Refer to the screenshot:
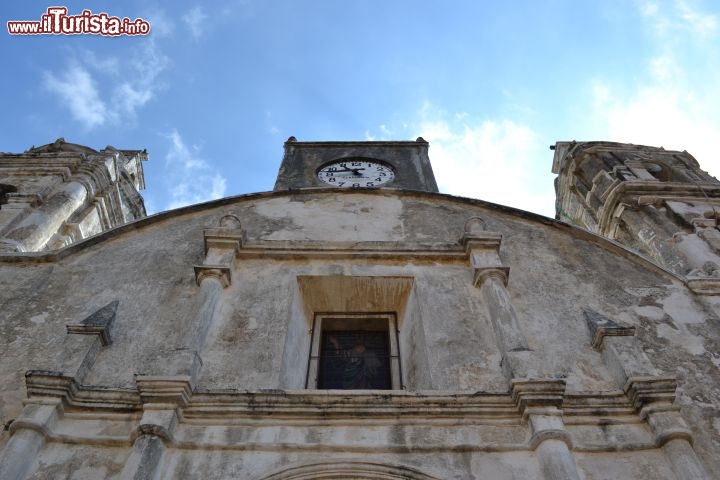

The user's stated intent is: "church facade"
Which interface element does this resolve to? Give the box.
[0,137,718,479]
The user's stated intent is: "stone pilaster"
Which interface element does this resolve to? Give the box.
[183,215,243,359]
[585,309,710,479]
[0,400,61,480]
[463,218,581,479]
[118,377,188,480]
[0,179,89,252]
[512,380,581,480]
[140,215,243,383]
[461,218,530,379]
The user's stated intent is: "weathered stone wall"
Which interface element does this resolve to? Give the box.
[1,189,718,479]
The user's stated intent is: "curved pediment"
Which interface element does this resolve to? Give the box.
[258,461,441,480]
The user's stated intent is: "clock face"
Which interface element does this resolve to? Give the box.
[317,160,395,188]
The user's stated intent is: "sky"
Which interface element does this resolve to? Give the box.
[2,1,719,218]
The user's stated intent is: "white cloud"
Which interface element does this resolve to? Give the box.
[367,104,557,217]
[111,39,169,120]
[163,130,228,210]
[141,8,175,38]
[44,39,169,129]
[182,6,208,40]
[589,2,720,180]
[639,0,718,37]
[43,64,108,129]
[421,117,555,217]
[592,77,720,178]
[677,0,718,36]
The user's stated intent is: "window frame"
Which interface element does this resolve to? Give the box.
[305,313,402,390]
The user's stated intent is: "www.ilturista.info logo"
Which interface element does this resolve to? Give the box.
[8,7,150,36]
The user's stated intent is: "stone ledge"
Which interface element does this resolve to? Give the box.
[510,379,567,414]
[202,227,245,253]
[135,375,194,408]
[584,309,635,350]
[685,276,720,295]
[623,376,677,410]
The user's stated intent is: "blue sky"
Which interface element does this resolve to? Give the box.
[2,1,719,217]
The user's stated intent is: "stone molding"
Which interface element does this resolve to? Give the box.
[6,399,62,438]
[510,379,567,414]
[598,184,720,238]
[25,371,85,406]
[685,276,720,295]
[20,376,637,421]
[22,370,144,410]
[473,267,510,288]
[258,461,442,480]
[202,227,246,253]
[135,407,179,444]
[15,376,681,455]
[640,403,694,446]
[584,308,636,350]
[193,264,231,287]
[623,376,678,410]
[460,222,510,287]
[135,375,194,408]
[65,300,118,346]
[236,239,471,261]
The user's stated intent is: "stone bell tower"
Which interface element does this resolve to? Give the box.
[0,138,147,252]
[274,136,438,192]
[552,140,720,292]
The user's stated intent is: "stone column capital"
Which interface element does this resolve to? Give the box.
[473,267,510,288]
[135,406,180,444]
[6,399,62,438]
[193,265,231,287]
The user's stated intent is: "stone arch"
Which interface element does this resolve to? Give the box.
[257,460,442,480]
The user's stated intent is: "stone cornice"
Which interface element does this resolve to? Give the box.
[0,189,688,286]
[597,181,720,237]
[233,240,470,261]
[135,375,193,408]
[685,277,720,295]
[22,372,642,421]
[202,227,246,253]
[17,383,668,455]
[623,376,677,410]
[510,379,567,414]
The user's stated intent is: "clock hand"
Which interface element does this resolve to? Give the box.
[337,166,366,174]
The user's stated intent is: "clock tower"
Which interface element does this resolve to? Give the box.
[273,136,439,192]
